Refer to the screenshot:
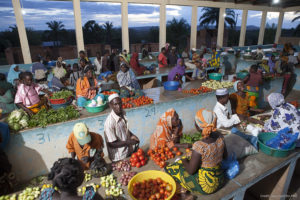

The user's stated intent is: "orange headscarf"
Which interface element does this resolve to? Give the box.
[150,108,182,149]
[195,108,217,138]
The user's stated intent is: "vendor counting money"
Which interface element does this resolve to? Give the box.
[66,123,105,169]
[104,93,140,162]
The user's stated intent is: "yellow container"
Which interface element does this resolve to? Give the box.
[128,170,176,200]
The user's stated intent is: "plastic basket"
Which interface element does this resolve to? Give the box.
[208,73,222,81]
[84,101,107,113]
[258,132,296,158]
[128,170,176,200]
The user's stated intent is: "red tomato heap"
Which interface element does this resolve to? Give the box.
[102,91,117,95]
[130,148,147,168]
[131,96,154,107]
[182,86,212,94]
[131,178,173,200]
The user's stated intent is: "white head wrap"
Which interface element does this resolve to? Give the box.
[216,88,229,96]
[108,93,120,102]
[233,81,241,92]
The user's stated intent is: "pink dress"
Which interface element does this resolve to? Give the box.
[15,84,41,107]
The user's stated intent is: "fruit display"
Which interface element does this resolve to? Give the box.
[102,91,117,95]
[100,174,123,197]
[130,148,147,168]
[119,171,137,186]
[6,109,29,131]
[131,96,154,107]
[180,133,202,144]
[147,145,181,168]
[112,160,131,172]
[182,86,212,94]
[77,183,100,195]
[202,80,234,90]
[131,178,173,200]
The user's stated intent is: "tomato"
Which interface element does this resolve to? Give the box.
[186,148,191,153]
[141,160,146,166]
[139,155,145,161]
[173,147,178,151]
[131,153,137,159]
[160,161,165,167]
[159,188,164,194]
[176,151,182,156]
[131,162,136,167]
[136,162,141,168]
[166,184,172,192]
[133,157,138,163]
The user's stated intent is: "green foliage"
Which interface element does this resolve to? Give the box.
[199,7,236,29]
[83,20,104,44]
[50,90,73,100]
[263,23,276,45]
[166,18,190,51]
[180,133,202,144]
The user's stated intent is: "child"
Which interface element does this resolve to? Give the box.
[69,63,82,88]
[192,60,206,80]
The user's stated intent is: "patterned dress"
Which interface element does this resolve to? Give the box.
[165,135,225,195]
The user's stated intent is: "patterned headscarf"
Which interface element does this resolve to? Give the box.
[195,108,217,138]
[267,93,285,109]
[233,80,241,92]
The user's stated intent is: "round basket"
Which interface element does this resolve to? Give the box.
[258,132,296,158]
[208,73,222,81]
[49,96,72,105]
[128,170,176,200]
[84,101,107,113]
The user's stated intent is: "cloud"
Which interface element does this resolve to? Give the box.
[283,12,300,21]
[0,7,13,12]
[128,3,160,7]
[249,13,262,18]
[166,5,182,10]
[22,8,74,16]
[266,12,279,20]
[166,10,181,16]
[95,2,121,6]
[129,11,159,23]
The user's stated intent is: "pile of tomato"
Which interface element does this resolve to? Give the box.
[131,178,173,200]
[182,86,212,94]
[130,148,147,168]
[102,91,117,95]
[147,146,182,168]
[131,96,154,107]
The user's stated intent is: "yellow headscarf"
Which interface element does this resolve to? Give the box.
[195,108,217,138]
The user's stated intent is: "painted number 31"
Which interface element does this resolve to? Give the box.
[37,133,50,144]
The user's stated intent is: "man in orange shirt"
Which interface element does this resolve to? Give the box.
[66,123,105,170]
[158,47,168,68]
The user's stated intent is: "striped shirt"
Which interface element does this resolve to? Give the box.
[104,110,131,162]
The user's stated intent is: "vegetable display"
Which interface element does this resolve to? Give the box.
[7,109,29,131]
[121,96,154,109]
[131,178,173,200]
[202,80,233,90]
[148,145,180,168]
[119,171,137,186]
[102,91,117,96]
[84,171,92,182]
[0,187,41,200]
[130,148,147,168]
[112,160,131,172]
[28,106,80,128]
[182,86,212,94]
[50,90,73,100]
[77,183,100,195]
[180,133,202,144]
[100,174,123,197]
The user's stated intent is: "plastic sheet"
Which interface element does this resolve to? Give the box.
[221,153,240,180]
[266,127,299,150]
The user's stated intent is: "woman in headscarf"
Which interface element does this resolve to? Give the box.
[229,81,264,125]
[0,73,16,114]
[130,52,146,75]
[76,66,102,108]
[265,93,300,137]
[53,58,67,79]
[117,62,144,98]
[168,58,193,84]
[165,108,227,195]
[7,64,20,86]
[150,108,191,150]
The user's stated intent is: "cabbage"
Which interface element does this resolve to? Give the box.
[12,123,21,131]
[8,109,24,122]
[19,119,28,128]
[21,115,29,122]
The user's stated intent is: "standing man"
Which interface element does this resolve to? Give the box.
[94,52,102,75]
[158,47,168,68]
[104,94,139,162]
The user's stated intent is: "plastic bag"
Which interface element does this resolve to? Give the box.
[266,127,299,150]
[221,153,240,180]
[98,71,113,80]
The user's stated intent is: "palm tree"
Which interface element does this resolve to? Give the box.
[103,21,113,45]
[45,21,65,46]
[291,11,300,35]
[83,20,104,44]
[166,18,190,50]
[199,8,236,29]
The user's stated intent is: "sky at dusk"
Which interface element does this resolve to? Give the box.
[0,0,299,31]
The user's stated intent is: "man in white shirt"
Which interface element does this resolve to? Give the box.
[104,94,139,162]
[213,88,240,128]
[94,52,102,75]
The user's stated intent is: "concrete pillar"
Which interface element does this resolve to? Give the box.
[190,5,198,50]
[239,10,248,47]
[73,0,84,54]
[275,11,284,44]
[121,0,129,51]
[12,0,32,64]
[258,10,267,45]
[217,7,225,48]
[159,3,166,50]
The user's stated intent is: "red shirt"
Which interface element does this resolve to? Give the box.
[158,53,167,68]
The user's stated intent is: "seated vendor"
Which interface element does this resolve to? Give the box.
[117,62,144,98]
[264,93,300,141]
[51,76,70,92]
[70,63,83,88]
[53,58,67,79]
[165,108,227,195]
[7,64,20,86]
[0,73,17,114]
[213,88,240,128]
[191,48,200,63]
[76,66,101,108]
[168,58,193,85]
[14,72,51,116]
[130,52,146,75]
[158,47,168,68]
[66,123,105,170]
[150,108,191,150]
[192,59,206,80]
[243,64,263,108]
[104,94,140,162]
[259,59,269,73]
[229,81,264,125]
[268,55,276,74]
[40,158,103,200]
[209,47,221,71]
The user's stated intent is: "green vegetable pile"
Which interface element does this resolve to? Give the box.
[180,132,202,144]
[7,109,29,132]
[50,90,73,100]
[28,106,80,128]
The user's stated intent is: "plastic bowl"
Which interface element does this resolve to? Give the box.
[163,81,180,91]
[49,96,72,105]
[258,132,296,158]
[84,101,107,113]
[128,170,176,200]
[236,72,249,80]
[208,73,222,81]
[50,99,72,110]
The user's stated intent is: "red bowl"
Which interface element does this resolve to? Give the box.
[49,96,72,105]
